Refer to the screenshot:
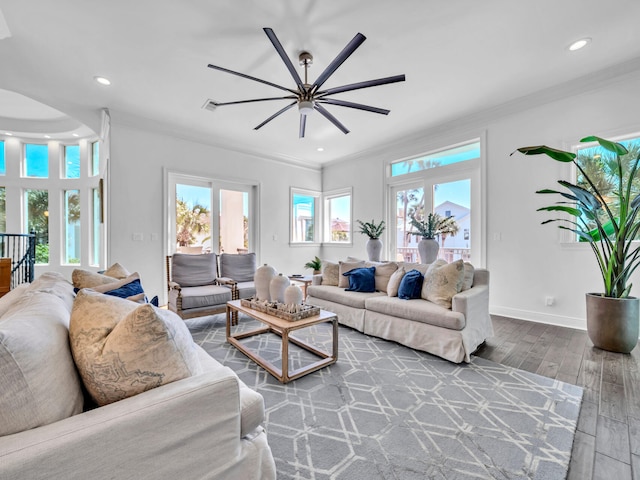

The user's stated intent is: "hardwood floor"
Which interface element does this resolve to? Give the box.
[474,315,640,480]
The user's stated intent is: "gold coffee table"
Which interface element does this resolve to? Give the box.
[225,300,338,383]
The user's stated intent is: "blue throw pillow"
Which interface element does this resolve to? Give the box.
[103,279,144,299]
[398,269,424,300]
[343,266,376,293]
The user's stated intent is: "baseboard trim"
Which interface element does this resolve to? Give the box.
[489,306,586,331]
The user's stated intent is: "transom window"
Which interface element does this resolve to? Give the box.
[391,141,481,177]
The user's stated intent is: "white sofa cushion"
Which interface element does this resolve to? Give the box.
[307,284,384,309]
[70,290,203,406]
[338,260,365,288]
[0,289,84,436]
[0,283,30,317]
[364,295,466,330]
[321,260,339,286]
[365,261,398,293]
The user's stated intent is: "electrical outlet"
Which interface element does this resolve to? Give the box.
[132,233,143,241]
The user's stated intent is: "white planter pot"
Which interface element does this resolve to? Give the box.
[284,284,303,305]
[270,273,290,303]
[254,263,276,301]
[418,238,439,264]
[366,238,383,262]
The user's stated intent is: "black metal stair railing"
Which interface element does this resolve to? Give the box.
[0,233,36,288]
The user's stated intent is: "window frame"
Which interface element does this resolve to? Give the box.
[322,187,353,245]
[290,187,320,245]
[385,134,487,267]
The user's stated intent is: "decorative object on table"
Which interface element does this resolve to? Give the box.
[304,256,322,275]
[514,135,640,353]
[407,213,459,264]
[357,219,386,261]
[269,273,290,303]
[254,263,277,301]
[206,28,405,138]
[284,284,303,305]
[240,298,320,321]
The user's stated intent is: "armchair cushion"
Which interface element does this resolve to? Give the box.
[219,253,256,283]
[70,290,203,406]
[178,285,233,310]
[171,253,218,287]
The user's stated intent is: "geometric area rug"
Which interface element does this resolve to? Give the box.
[188,314,583,480]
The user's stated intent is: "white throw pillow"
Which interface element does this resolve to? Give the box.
[366,261,398,292]
[70,290,203,406]
[386,267,406,297]
[321,260,339,286]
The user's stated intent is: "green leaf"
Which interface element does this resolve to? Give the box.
[537,205,582,216]
[557,181,601,210]
[580,136,628,155]
[515,145,576,162]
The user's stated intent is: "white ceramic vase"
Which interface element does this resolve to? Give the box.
[284,284,303,305]
[418,238,439,264]
[269,273,290,303]
[366,238,383,262]
[254,263,276,301]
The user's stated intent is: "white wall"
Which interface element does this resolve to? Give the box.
[321,69,640,331]
[108,123,322,302]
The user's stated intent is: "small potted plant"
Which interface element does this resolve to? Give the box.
[356,219,386,261]
[304,256,322,275]
[407,213,458,263]
[514,135,640,353]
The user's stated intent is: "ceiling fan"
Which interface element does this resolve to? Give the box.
[207,28,406,138]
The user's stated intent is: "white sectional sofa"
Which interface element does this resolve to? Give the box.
[0,272,276,480]
[307,259,493,363]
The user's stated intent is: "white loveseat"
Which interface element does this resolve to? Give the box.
[307,259,493,363]
[0,272,276,480]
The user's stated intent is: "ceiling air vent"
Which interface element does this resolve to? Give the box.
[202,99,219,112]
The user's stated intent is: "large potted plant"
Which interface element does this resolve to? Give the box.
[408,213,459,264]
[356,219,385,261]
[515,136,640,353]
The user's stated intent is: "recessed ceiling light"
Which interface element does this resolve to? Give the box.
[5,132,12,136]
[317,147,324,152]
[94,76,111,86]
[44,135,51,139]
[568,38,591,51]
[72,133,79,137]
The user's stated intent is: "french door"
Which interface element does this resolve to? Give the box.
[167,172,256,256]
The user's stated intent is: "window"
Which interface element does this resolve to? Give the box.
[91,141,100,176]
[64,145,80,179]
[324,189,352,243]
[0,140,5,175]
[391,141,481,177]
[573,133,640,241]
[24,144,48,178]
[387,138,484,265]
[64,190,80,264]
[25,189,49,264]
[2,138,103,268]
[291,188,319,244]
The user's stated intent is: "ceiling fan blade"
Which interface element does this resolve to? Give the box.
[314,103,349,135]
[254,101,297,130]
[316,98,390,115]
[316,74,406,97]
[311,33,366,93]
[299,114,306,138]
[263,28,306,92]
[212,96,296,107]
[207,63,298,95]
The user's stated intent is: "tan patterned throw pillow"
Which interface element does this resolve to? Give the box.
[321,261,339,286]
[338,260,365,288]
[103,262,131,279]
[70,290,202,406]
[461,262,475,291]
[72,269,118,290]
[421,259,465,308]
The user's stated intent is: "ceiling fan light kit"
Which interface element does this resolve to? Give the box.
[207,27,405,138]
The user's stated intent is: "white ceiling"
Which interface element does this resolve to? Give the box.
[1,0,640,166]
